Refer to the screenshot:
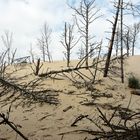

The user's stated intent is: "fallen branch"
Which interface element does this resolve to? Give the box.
[39,60,104,78]
[0,113,28,140]
[97,107,119,139]
[0,77,59,105]
[71,114,88,127]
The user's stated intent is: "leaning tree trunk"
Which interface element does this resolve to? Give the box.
[116,27,119,57]
[120,0,124,83]
[85,8,89,68]
[104,0,121,77]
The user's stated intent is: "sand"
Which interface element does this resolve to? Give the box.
[0,55,140,140]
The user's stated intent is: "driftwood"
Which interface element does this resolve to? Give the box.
[0,113,28,140]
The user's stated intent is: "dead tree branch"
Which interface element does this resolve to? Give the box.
[39,59,104,78]
[0,77,59,105]
[0,113,28,140]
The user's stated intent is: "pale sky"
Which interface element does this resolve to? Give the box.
[0,0,139,60]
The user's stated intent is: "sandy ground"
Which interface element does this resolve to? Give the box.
[0,55,140,140]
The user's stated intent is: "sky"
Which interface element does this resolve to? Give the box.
[0,0,139,61]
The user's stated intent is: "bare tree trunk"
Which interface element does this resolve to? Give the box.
[31,58,43,76]
[132,37,136,56]
[70,0,101,68]
[120,0,124,83]
[61,22,78,67]
[92,41,102,84]
[46,42,51,63]
[85,7,89,67]
[35,58,41,76]
[126,30,130,57]
[11,49,17,64]
[38,23,52,62]
[1,31,14,65]
[77,46,85,59]
[104,0,121,77]
[116,27,119,57]
[131,22,140,56]
[67,48,70,67]
[29,44,35,63]
[42,44,46,62]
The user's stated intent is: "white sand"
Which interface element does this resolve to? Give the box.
[0,56,140,140]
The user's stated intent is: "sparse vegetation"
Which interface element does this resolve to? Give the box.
[0,0,140,139]
[128,75,140,89]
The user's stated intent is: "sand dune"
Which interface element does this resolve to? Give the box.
[0,56,140,140]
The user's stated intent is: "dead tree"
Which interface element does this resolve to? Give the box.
[115,26,130,58]
[31,58,43,75]
[70,0,101,67]
[29,43,35,63]
[120,0,124,83]
[104,0,140,77]
[1,31,16,65]
[126,30,130,57]
[107,0,140,62]
[0,76,59,105]
[114,26,120,57]
[0,112,28,140]
[91,41,102,84]
[77,45,85,59]
[104,0,121,77]
[37,23,52,62]
[0,50,8,78]
[123,28,130,57]
[122,22,140,56]
[122,2,140,56]
[39,60,103,78]
[131,22,140,56]
[61,22,79,67]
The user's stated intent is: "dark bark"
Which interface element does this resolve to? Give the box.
[85,6,89,67]
[120,0,124,83]
[132,33,136,56]
[104,0,121,77]
[126,30,130,57]
[0,113,28,140]
[34,58,42,76]
[39,59,104,78]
